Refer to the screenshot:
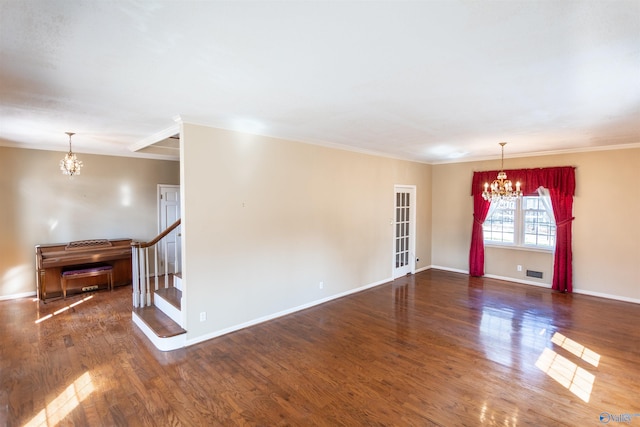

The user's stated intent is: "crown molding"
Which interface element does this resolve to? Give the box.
[431,142,640,165]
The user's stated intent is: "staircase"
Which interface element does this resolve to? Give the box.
[131,220,186,351]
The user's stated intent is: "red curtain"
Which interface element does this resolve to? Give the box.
[469,192,491,276]
[548,189,574,292]
[469,166,576,291]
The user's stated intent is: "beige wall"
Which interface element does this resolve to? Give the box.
[432,147,640,301]
[180,124,432,342]
[4,134,636,340]
[0,146,180,298]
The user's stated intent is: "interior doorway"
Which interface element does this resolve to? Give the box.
[158,184,181,274]
[393,185,416,278]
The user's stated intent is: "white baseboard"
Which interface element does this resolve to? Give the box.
[185,276,393,347]
[480,273,640,304]
[573,289,640,305]
[423,266,551,288]
[484,274,552,288]
[429,265,469,274]
[0,291,37,301]
[431,267,639,305]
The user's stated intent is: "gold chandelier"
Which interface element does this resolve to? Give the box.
[60,132,83,176]
[482,142,522,201]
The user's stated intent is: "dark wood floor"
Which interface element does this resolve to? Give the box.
[1,270,638,426]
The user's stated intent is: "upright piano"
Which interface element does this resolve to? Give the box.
[35,238,132,301]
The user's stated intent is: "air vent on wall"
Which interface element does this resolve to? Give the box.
[526,270,543,279]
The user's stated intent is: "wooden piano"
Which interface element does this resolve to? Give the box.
[35,238,132,302]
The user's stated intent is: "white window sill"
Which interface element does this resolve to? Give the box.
[484,243,554,254]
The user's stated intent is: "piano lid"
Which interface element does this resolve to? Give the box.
[65,239,112,251]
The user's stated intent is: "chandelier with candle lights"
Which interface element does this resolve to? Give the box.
[482,142,522,201]
[60,132,83,176]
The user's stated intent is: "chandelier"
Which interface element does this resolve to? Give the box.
[60,132,83,176]
[482,142,522,201]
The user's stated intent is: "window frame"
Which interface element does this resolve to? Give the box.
[483,196,556,253]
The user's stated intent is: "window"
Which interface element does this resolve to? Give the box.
[483,196,556,250]
[523,197,556,247]
[483,199,516,244]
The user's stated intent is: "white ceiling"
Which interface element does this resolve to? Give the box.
[1,0,639,163]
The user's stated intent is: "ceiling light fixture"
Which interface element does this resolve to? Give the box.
[482,142,521,201]
[60,132,83,176]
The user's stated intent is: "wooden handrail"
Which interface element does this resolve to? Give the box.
[132,219,181,249]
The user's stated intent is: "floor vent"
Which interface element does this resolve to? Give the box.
[526,270,543,279]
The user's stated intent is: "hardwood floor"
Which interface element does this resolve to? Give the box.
[1,269,638,426]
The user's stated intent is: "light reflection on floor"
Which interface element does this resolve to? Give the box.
[476,303,601,415]
[535,346,595,402]
[478,303,600,403]
[551,332,600,367]
[23,372,94,427]
[479,307,552,368]
[479,401,519,427]
[534,332,601,403]
[34,296,94,324]
[479,307,514,367]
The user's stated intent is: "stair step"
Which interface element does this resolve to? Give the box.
[173,272,183,291]
[155,287,181,310]
[133,306,186,338]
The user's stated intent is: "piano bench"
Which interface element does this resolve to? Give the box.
[61,265,113,299]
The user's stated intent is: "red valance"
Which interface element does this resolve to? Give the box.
[471,166,576,197]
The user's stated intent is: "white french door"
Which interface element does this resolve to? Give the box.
[393,185,416,278]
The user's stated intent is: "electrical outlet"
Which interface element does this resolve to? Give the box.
[517,265,523,272]
[199,312,206,322]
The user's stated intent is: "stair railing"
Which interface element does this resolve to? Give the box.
[131,219,181,308]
